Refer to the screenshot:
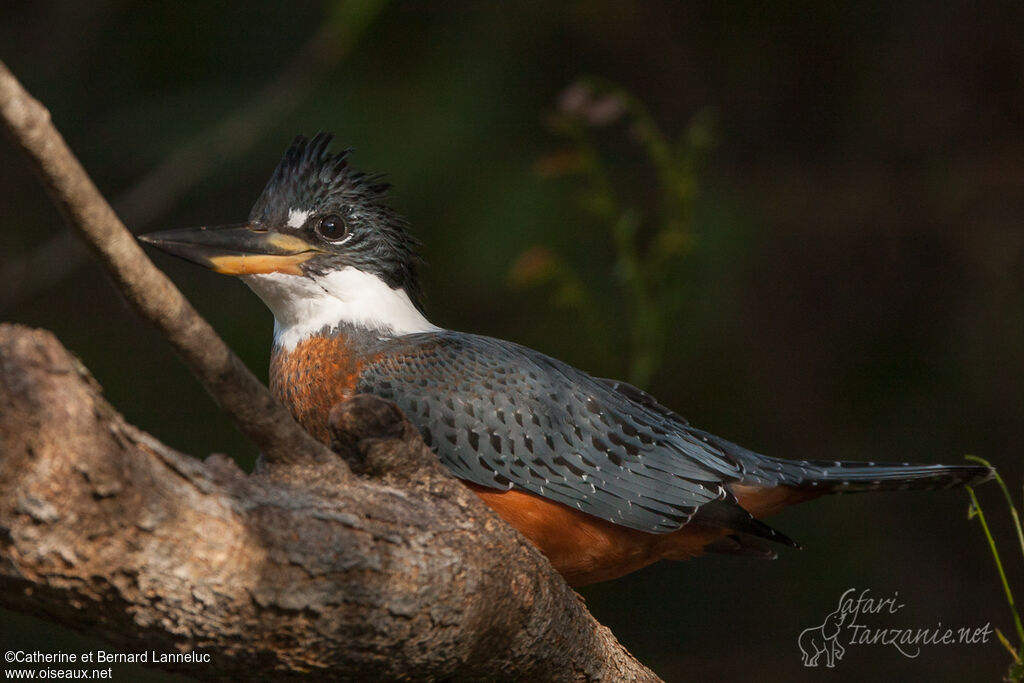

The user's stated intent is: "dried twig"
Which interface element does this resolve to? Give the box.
[0,14,373,311]
[0,59,334,468]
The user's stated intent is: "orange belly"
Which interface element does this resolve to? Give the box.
[466,482,819,586]
[466,483,728,585]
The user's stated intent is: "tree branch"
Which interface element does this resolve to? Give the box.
[0,324,658,682]
[0,59,332,468]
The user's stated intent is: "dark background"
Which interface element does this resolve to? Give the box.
[2,1,1022,681]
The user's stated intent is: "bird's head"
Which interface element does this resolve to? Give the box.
[141,134,437,349]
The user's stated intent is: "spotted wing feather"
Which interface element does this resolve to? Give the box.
[358,332,748,533]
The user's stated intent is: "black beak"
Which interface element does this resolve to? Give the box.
[139,224,322,276]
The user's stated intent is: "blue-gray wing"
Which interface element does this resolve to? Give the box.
[357,331,747,533]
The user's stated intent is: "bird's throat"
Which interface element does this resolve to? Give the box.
[242,267,439,351]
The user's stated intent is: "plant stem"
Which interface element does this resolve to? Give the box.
[967,481,1024,646]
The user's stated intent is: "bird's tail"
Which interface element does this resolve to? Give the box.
[686,426,994,493]
[752,457,993,493]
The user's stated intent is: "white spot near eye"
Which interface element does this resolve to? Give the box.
[287,208,311,229]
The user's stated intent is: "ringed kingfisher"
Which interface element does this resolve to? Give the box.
[141,134,992,586]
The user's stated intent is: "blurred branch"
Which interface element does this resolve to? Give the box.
[0,325,659,682]
[0,58,334,467]
[0,0,387,311]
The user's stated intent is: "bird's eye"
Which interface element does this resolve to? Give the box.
[315,214,349,242]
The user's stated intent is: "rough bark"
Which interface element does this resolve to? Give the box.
[0,324,659,682]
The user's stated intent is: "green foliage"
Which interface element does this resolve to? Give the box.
[966,456,1024,682]
[512,78,714,388]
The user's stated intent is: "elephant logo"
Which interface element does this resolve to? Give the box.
[798,607,847,667]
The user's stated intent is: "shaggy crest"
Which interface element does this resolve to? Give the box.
[248,133,390,226]
[248,133,424,308]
